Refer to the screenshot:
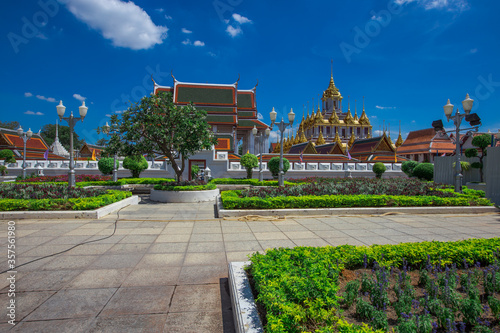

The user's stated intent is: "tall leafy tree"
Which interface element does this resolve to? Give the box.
[99,91,218,181]
[0,121,20,130]
[41,124,84,151]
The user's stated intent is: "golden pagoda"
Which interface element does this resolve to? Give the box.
[316,131,326,145]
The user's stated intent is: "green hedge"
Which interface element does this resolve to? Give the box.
[248,238,500,333]
[0,190,132,211]
[153,183,216,191]
[209,178,298,186]
[221,190,492,209]
[76,178,175,187]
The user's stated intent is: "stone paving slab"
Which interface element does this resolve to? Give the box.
[1,199,500,332]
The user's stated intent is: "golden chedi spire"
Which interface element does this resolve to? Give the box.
[316,131,326,145]
[322,66,342,101]
[354,100,359,122]
[395,122,404,148]
[315,105,324,124]
[299,130,307,143]
[348,132,356,149]
[294,130,300,145]
[273,140,280,153]
[344,101,354,124]
[334,128,342,146]
[359,96,370,125]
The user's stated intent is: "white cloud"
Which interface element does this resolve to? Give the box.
[24,92,33,97]
[105,114,112,117]
[181,28,192,34]
[24,110,44,115]
[115,110,125,114]
[73,93,86,102]
[370,115,377,119]
[269,130,280,143]
[375,105,396,110]
[373,130,384,136]
[394,0,469,11]
[164,15,172,20]
[226,25,242,37]
[232,13,252,24]
[470,48,478,54]
[208,51,217,58]
[60,0,168,50]
[155,8,164,13]
[182,39,191,45]
[411,120,416,123]
[257,112,263,120]
[36,95,57,103]
[193,40,205,47]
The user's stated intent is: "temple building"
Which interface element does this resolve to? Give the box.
[153,74,269,156]
[274,70,373,153]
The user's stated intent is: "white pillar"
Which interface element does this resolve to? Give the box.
[249,130,255,154]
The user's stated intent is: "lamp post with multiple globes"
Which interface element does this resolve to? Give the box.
[269,107,295,186]
[252,125,270,182]
[17,126,33,179]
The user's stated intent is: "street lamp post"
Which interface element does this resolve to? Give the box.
[17,126,33,178]
[252,125,271,182]
[433,94,481,193]
[103,122,119,182]
[57,100,88,187]
[269,107,295,186]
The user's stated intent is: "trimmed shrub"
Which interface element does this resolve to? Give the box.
[0,165,7,176]
[123,155,148,178]
[268,156,290,179]
[401,160,418,177]
[0,149,16,164]
[98,157,118,175]
[240,153,259,179]
[372,162,386,179]
[413,162,434,181]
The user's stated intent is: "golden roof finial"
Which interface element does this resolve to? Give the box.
[354,99,359,121]
[348,132,356,149]
[359,96,370,125]
[316,131,325,145]
[334,127,342,146]
[300,130,307,143]
[395,120,404,147]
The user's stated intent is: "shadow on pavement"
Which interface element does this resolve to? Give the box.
[220,278,236,333]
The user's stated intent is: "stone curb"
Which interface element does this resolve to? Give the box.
[228,261,264,333]
[0,195,140,220]
[218,198,499,217]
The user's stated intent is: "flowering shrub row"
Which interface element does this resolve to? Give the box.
[242,178,460,198]
[0,183,107,200]
[76,178,175,187]
[17,174,112,183]
[0,190,131,211]
[209,178,299,186]
[248,238,500,333]
[221,190,491,209]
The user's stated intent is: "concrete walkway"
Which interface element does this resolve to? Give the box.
[1,199,500,332]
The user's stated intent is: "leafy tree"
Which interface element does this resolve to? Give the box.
[95,138,108,147]
[0,165,7,176]
[401,160,418,178]
[465,134,491,183]
[98,92,218,181]
[268,156,290,179]
[0,121,20,130]
[123,155,148,178]
[0,149,16,164]
[98,157,118,175]
[372,162,386,179]
[413,163,434,181]
[240,153,259,179]
[41,124,84,151]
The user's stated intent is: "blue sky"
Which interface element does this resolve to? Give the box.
[1,0,499,145]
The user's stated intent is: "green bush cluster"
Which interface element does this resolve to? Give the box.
[123,155,148,178]
[248,237,500,333]
[240,153,259,179]
[0,190,131,211]
[0,149,16,164]
[98,157,119,175]
[402,160,434,180]
[372,162,386,178]
[221,190,491,210]
[268,156,290,179]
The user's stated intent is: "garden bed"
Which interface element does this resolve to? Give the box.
[246,238,500,333]
[0,183,132,211]
[221,178,492,210]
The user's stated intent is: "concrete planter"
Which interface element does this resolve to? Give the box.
[150,188,220,203]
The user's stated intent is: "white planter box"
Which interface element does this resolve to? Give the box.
[150,189,220,203]
[319,163,330,170]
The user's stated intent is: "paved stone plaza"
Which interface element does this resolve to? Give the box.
[1,199,499,332]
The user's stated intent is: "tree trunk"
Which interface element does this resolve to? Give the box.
[246,168,252,179]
